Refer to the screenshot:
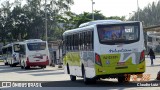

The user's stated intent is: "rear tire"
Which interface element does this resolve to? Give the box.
[118,74,130,83]
[82,66,91,84]
[43,66,46,68]
[20,60,24,69]
[70,75,76,81]
[12,64,16,67]
[67,64,70,74]
[25,66,30,69]
[21,66,24,69]
[23,61,30,70]
[10,64,13,67]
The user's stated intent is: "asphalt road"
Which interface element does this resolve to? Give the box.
[0,57,160,90]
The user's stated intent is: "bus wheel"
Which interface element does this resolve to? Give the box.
[12,64,15,67]
[40,66,46,69]
[70,75,76,81]
[20,61,24,69]
[21,66,24,69]
[82,66,90,84]
[25,66,30,69]
[23,61,30,70]
[67,64,70,74]
[5,62,8,65]
[10,64,13,67]
[118,74,130,83]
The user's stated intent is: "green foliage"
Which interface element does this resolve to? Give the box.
[0,0,125,45]
[129,1,160,27]
[0,0,74,45]
[60,10,126,29]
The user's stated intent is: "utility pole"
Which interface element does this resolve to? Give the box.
[137,0,139,21]
[45,0,48,41]
[91,0,95,20]
[132,11,136,21]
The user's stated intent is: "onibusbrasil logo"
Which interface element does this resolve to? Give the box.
[1,82,42,87]
[109,48,132,53]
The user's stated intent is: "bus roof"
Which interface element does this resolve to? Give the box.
[23,39,44,43]
[63,20,140,36]
[79,20,122,28]
[1,43,13,49]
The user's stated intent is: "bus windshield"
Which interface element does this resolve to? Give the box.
[27,42,46,51]
[97,23,140,45]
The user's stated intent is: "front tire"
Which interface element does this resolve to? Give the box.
[5,62,8,65]
[70,75,76,81]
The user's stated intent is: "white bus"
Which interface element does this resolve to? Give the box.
[2,43,20,66]
[15,39,50,69]
[63,20,145,84]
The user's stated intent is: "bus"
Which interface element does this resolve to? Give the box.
[62,20,145,84]
[2,43,20,66]
[15,39,50,69]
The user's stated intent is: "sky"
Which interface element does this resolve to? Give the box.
[0,0,159,19]
[71,0,159,19]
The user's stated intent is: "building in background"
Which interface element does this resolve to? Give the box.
[48,40,62,66]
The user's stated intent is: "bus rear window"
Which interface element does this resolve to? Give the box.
[27,42,46,51]
[97,23,140,45]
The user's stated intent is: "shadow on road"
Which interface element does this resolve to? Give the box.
[42,79,160,87]
[147,64,160,67]
[30,72,64,76]
[0,64,60,74]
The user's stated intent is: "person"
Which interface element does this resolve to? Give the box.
[148,49,155,66]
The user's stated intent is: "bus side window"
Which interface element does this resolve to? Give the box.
[84,32,87,50]
[86,31,90,51]
[83,32,86,50]
[78,33,81,50]
[67,36,70,51]
[91,31,94,50]
[20,45,25,55]
[75,34,79,50]
[72,34,74,51]
[69,35,71,51]
[80,33,83,50]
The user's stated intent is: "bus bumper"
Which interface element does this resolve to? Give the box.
[26,60,49,66]
[95,61,145,76]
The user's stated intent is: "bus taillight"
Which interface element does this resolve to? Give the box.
[140,50,145,63]
[95,53,102,66]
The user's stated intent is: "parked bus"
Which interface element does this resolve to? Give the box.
[2,43,20,66]
[62,20,145,84]
[15,39,50,69]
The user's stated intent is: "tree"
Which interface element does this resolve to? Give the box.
[129,1,160,27]
[65,10,126,28]
[0,0,74,43]
[0,1,13,45]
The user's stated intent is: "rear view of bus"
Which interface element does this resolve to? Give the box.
[20,39,49,69]
[95,21,145,82]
